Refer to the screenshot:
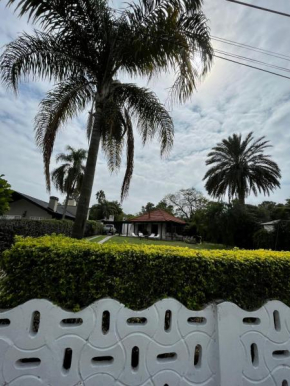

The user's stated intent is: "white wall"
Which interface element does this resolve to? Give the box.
[0,298,289,385]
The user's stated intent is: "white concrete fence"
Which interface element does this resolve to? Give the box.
[0,298,289,385]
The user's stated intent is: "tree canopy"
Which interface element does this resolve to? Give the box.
[203,132,281,204]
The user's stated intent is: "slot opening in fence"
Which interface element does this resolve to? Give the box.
[250,343,259,367]
[157,352,177,362]
[60,318,83,327]
[102,311,110,334]
[282,381,288,386]
[127,317,147,325]
[272,350,290,358]
[30,311,40,336]
[63,348,72,371]
[194,344,202,368]
[187,316,206,325]
[16,358,41,368]
[243,317,261,325]
[131,346,139,369]
[92,356,114,365]
[0,319,10,327]
[164,310,172,332]
[273,310,281,331]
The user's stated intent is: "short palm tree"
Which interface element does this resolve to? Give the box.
[203,132,281,204]
[1,0,213,238]
[52,146,87,219]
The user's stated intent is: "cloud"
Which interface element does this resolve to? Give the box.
[1,0,290,214]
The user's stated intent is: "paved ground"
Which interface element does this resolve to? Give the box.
[98,235,113,244]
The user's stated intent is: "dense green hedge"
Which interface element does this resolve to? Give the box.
[1,235,290,310]
[0,219,103,253]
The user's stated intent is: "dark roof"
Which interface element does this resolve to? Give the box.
[129,209,186,224]
[12,191,75,219]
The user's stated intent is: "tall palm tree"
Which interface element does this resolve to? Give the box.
[203,132,281,205]
[52,146,87,219]
[0,0,213,238]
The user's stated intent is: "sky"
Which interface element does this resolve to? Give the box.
[1,0,290,214]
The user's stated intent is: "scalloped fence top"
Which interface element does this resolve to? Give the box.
[0,298,289,385]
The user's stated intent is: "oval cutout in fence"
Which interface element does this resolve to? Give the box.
[273,310,281,331]
[61,318,83,327]
[17,358,41,368]
[0,319,10,327]
[102,311,110,334]
[131,346,139,369]
[272,350,290,358]
[127,317,147,325]
[250,343,259,367]
[157,352,177,361]
[30,311,40,335]
[188,317,206,325]
[63,348,73,371]
[164,310,172,332]
[92,356,114,365]
[243,317,260,325]
[194,344,202,367]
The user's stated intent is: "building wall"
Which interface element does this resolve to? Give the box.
[6,199,52,219]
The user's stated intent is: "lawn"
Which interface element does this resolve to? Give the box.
[103,236,227,249]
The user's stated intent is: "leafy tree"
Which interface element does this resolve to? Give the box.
[0,0,212,238]
[164,188,208,221]
[96,190,106,204]
[90,191,123,221]
[156,199,174,215]
[203,132,281,205]
[140,202,155,215]
[51,146,87,219]
[0,175,13,216]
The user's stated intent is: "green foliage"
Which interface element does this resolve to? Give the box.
[85,220,104,237]
[2,235,290,311]
[253,229,275,249]
[0,175,13,216]
[204,132,281,204]
[0,219,102,253]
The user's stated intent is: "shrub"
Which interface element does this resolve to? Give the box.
[2,235,290,311]
[0,219,103,253]
[253,229,275,249]
[85,220,104,237]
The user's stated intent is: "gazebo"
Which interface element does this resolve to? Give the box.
[122,209,186,240]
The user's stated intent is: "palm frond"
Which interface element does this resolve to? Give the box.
[112,82,174,155]
[35,77,93,190]
[121,109,134,201]
[0,31,82,92]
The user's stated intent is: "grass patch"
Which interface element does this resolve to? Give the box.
[104,236,227,249]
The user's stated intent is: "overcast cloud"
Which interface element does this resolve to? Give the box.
[1,0,290,213]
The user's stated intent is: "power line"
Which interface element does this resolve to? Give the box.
[211,36,290,61]
[226,0,290,18]
[214,49,290,74]
[214,55,290,80]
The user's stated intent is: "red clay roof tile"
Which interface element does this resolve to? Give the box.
[129,209,186,224]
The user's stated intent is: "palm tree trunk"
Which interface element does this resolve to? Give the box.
[62,192,70,220]
[72,104,102,238]
[238,191,245,205]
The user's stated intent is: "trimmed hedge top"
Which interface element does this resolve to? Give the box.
[1,235,290,311]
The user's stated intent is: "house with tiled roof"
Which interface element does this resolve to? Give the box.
[121,209,186,240]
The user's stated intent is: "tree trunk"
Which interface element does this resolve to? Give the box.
[72,104,102,238]
[238,191,245,205]
[62,192,70,220]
